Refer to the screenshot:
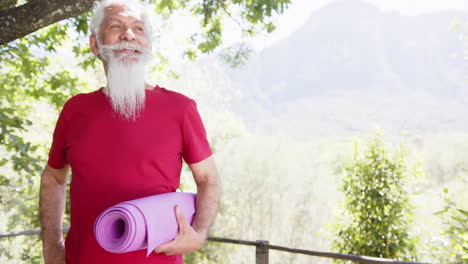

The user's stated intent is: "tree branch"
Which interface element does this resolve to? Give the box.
[0,0,17,12]
[0,0,94,45]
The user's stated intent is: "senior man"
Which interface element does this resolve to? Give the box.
[39,0,221,263]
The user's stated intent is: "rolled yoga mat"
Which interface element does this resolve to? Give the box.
[94,192,196,256]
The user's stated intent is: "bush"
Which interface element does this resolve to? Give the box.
[332,132,418,261]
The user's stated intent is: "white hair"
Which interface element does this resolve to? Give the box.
[90,0,153,46]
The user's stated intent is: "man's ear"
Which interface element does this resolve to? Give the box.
[89,34,100,56]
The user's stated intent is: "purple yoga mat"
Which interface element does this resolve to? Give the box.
[94,192,196,256]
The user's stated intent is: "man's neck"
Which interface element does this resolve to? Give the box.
[145,83,154,90]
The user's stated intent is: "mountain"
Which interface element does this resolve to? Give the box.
[232,0,467,100]
[223,0,468,138]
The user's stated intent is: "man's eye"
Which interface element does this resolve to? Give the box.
[135,27,144,32]
[110,25,120,29]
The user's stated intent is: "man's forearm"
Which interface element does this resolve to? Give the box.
[39,169,68,261]
[153,157,220,255]
[192,181,221,237]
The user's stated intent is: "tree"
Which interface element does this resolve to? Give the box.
[332,132,419,261]
[0,0,94,45]
[0,0,290,262]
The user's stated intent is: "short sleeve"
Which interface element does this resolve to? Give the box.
[181,100,212,164]
[47,102,70,169]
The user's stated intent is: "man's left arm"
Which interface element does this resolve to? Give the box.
[154,156,221,255]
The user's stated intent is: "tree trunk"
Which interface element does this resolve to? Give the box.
[0,0,94,45]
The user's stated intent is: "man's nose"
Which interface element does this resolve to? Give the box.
[120,27,136,41]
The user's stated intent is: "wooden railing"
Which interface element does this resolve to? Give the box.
[0,228,429,264]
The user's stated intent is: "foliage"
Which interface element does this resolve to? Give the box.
[430,186,468,263]
[332,132,419,261]
[208,134,339,264]
[152,0,289,57]
[219,43,252,68]
[0,21,84,258]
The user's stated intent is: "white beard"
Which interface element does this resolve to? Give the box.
[99,41,150,120]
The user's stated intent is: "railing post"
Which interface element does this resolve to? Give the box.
[256,240,269,264]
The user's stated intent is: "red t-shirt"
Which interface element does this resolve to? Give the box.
[48,86,212,264]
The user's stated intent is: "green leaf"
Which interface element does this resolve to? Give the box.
[457,209,468,217]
